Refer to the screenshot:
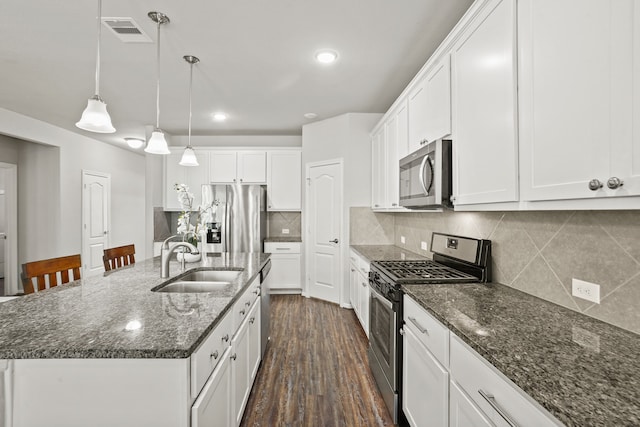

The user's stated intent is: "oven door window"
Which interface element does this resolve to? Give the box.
[369,289,396,386]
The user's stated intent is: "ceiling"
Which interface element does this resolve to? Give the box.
[1,0,473,151]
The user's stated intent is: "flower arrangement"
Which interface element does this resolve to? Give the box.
[174,183,219,247]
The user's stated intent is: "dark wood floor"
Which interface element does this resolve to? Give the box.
[240,295,395,427]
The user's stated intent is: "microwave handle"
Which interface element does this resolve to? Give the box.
[419,155,430,196]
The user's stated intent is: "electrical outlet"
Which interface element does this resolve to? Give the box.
[282,228,290,235]
[421,241,428,251]
[572,279,600,304]
[400,236,406,244]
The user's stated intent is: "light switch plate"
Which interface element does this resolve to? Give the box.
[421,241,428,251]
[572,279,600,304]
[400,236,406,244]
[282,228,289,234]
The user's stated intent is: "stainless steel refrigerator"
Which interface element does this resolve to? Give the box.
[201,184,267,253]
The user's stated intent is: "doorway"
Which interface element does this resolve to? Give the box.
[82,170,111,277]
[305,159,343,304]
[0,162,18,295]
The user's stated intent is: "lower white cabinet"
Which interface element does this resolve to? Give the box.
[232,302,252,427]
[192,348,233,427]
[264,242,301,293]
[348,249,370,337]
[449,380,493,427]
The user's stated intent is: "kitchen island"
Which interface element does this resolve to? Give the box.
[0,252,270,427]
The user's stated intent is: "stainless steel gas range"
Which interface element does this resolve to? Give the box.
[367,232,491,425]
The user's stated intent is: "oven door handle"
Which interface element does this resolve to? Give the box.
[369,286,393,309]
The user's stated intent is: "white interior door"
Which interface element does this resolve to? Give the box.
[0,163,18,295]
[306,160,343,304]
[82,171,110,277]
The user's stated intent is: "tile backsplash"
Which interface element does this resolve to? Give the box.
[350,207,640,335]
[268,212,301,238]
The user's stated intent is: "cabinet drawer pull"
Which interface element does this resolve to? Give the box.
[478,389,518,427]
[230,353,237,361]
[240,309,246,315]
[607,177,624,189]
[210,350,219,360]
[245,301,251,307]
[408,316,429,335]
[275,248,289,250]
[588,179,603,191]
[253,289,259,295]
[221,334,229,343]
[249,317,255,324]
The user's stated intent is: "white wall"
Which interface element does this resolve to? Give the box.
[302,113,382,305]
[0,108,147,268]
[0,135,19,164]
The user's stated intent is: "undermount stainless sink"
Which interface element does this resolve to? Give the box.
[153,269,243,293]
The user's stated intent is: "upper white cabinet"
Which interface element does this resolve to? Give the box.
[371,126,387,209]
[394,99,410,159]
[407,55,452,156]
[451,0,518,206]
[518,0,640,201]
[164,149,210,211]
[210,150,266,184]
[267,150,301,211]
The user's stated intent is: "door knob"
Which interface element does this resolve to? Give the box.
[329,239,339,244]
[588,179,603,191]
[607,177,624,190]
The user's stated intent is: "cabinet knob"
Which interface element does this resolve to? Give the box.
[607,177,624,190]
[222,334,229,343]
[252,290,259,295]
[210,350,219,360]
[240,309,246,315]
[230,353,237,361]
[240,178,243,182]
[392,203,397,206]
[233,178,237,182]
[245,301,251,307]
[588,179,603,191]
[250,317,255,324]
[374,204,380,208]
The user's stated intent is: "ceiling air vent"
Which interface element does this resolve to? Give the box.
[102,17,152,43]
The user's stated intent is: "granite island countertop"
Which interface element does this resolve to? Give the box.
[403,283,640,426]
[0,253,270,359]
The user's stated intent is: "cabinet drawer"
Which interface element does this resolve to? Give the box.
[403,295,449,368]
[191,310,232,399]
[232,277,261,332]
[264,242,301,254]
[450,334,561,427]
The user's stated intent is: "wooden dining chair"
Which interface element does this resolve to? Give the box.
[21,254,82,294]
[103,244,136,271]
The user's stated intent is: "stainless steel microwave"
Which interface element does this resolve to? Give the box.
[399,140,452,209]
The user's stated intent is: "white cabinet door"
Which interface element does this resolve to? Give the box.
[268,254,301,291]
[349,261,358,311]
[191,348,232,427]
[185,150,209,209]
[357,272,369,337]
[371,127,387,209]
[267,150,301,210]
[519,0,640,200]
[450,380,493,427]
[238,151,267,184]
[451,0,518,205]
[231,314,250,427]
[210,151,238,183]
[247,301,261,382]
[164,152,186,210]
[424,55,452,143]
[408,74,429,155]
[395,99,410,159]
[402,325,449,427]
[385,112,401,209]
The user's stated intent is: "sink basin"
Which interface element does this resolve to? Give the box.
[153,269,243,293]
[157,281,232,293]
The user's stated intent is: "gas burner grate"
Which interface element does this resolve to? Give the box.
[374,260,478,283]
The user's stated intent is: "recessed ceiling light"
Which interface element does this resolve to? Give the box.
[212,113,227,121]
[315,49,338,64]
[304,113,318,119]
[124,137,145,149]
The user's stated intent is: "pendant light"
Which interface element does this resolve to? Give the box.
[76,0,116,133]
[179,55,200,166]
[144,12,171,155]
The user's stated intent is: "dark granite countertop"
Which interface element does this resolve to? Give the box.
[350,244,428,261]
[264,237,302,243]
[402,283,640,427]
[0,253,270,359]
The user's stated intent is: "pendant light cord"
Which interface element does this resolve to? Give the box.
[95,0,102,96]
[155,19,162,129]
[187,61,193,148]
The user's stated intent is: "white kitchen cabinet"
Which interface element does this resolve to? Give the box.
[518,0,640,201]
[408,55,452,157]
[191,348,232,427]
[402,325,449,427]
[357,273,369,336]
[231,305,251,427]
[164,149,210,210]
[348,249,370,337]
[349,259,358,311]
[371,126,387,209]
[450,380,493,427]
[248,302,261,382]
[394,99,410,159]
[210,150,266,184]
[264,242,301,294]
[384,107,402,209]
[451,0,518,206]
[267,150,301,211]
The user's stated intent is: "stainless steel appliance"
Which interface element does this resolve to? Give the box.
[259,259,271,358]
[201,184,267,253]
[367,232,491,425]
[399,140,452,209]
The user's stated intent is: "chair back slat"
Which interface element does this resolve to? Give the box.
[103,245,136,272]
[22,254,82,295]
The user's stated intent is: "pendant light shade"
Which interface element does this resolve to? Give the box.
[179,55,200,167]
[76,0,115,133]
[145,12,170,155]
